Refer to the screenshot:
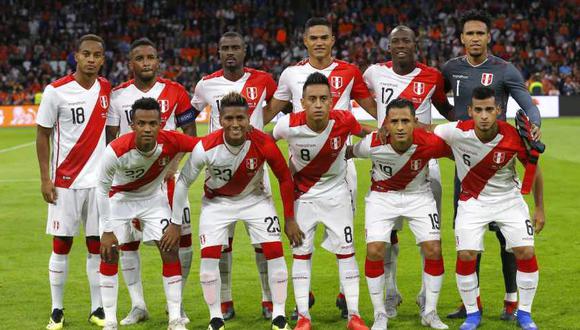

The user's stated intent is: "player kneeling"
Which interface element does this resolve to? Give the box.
[348,98,450,330]
[433,87,545,330]
[97,98,200,330]
[173,92,296,330]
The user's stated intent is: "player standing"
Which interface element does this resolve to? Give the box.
[442,10,542,320]
[348,98,450,330]
[36,34,109,330]
[273,73,371,330]
[265,16,377,318]
[105,38,197,325]
[363,25,454,318]
[433,86,544,330]
[174,92,296,330]
[98,98,198,330]
[190,31,279,319]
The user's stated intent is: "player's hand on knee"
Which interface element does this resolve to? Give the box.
[533,207,545,234]
[100,232,119,263]
[41,179,57,204]
[284,217,304,247]
[160,223,181,252]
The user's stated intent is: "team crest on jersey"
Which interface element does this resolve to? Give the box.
[330,76,343,89]
[330,136,342,150]
[493,151,506,164]
[481,73,494,86]
[100,95,108,108]
[410,159,422,171]
[159,99,169,113]
[246,87,258,100]
[158,156,170,166]
[246,158,258,170]
[413,82,425,95]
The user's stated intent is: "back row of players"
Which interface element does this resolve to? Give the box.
[36,11,544,330]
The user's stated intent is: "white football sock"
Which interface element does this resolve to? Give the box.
[100,272,118,324]
[163,274,182,322]
[267,256,288,318]
[418,249,427,298]
[384,243,399,297]
[179,247,193,294]
[366,274,386,316]
[517,270,538,313]
[49,252,68,310]
[256,250,272,302]
[219,250,233,303]
[505,292,518,302]
[338,256,360,317]
[201,258,222,319]
[424,272,443,315]
[120,250,146,309]
[456,273,479,314]
[86,253,102,312]
[292,257,311,319]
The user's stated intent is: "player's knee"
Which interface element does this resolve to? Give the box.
[160,250,180,264]
[366,242,386,261]
[513,246,535,261]
[179,234,192,248]
[421,240,442,259]
[53,236,73,254]
[85,236,100,254]
[457,250,477,261]
[261,241,284,260]
[201,245,222,259]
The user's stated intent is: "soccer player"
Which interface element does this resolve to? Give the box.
[265,16,377,319]
[433,86,544,330]
[105,37,197,325]
[347,98,450,330]
[97,97,199,330]
[191,31,279,319]
[363,25,454,318]
[173,92,296,330]
[442,10,542,320]
[36,34,109,330]
[273,72,371,330]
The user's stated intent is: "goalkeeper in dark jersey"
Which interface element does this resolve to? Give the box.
[442,10,545,323]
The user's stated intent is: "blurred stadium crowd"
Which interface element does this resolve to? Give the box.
[0,0,578,105]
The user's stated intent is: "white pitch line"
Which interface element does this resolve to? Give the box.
[0,141,35,154]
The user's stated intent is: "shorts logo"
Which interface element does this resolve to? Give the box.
[413,82,425,95]
[158,156,170,166]
[159,99,169,113]
[481,73,494,86]
[246,158,258,170]
[246,87,258,100]
[330,136,342,150]
[410,159,422,171]
[330,76,343,89]
[199,234,206,245]
[493,151,506,164]
[52,220,60,231]
[100,95,109,108]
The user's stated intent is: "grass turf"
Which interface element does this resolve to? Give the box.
[0,118,578,329]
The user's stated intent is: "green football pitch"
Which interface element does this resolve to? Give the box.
[1,118,579,329]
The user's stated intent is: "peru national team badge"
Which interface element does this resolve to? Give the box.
[481,73,494,86]
[100,95,108,108]
[330,76,343,89]
[413,82,425,95]
[330,136,342,150]
[246,157,258,170]
[493,151,506,164]
[410,159,422,171]
[158,156,170,166]
[159,99,169,113]
[246,87,258,100]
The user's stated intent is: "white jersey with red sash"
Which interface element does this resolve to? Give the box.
[273,110,362,199]
[353,128,451,193]
[191,68,277,132]
[434,120,529,201]
[274,58,371,112]
[36,74,111,189]
[108,77,194,134]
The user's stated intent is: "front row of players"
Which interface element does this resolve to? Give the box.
[97,73,543,330]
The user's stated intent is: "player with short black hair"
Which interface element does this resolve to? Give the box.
[442,9,543,321]
[37,33,110,330]
[105,36,197,325]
